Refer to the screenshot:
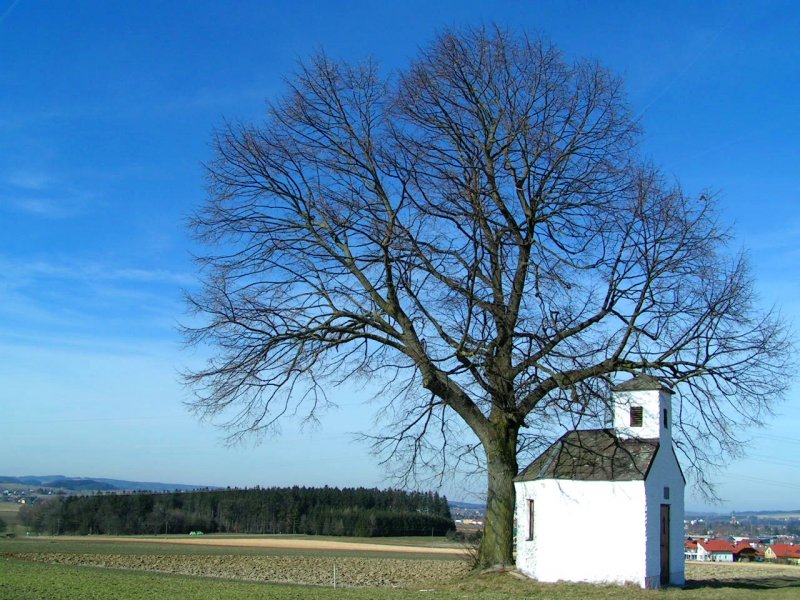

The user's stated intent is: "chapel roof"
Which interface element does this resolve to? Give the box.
[611,373,673,393]
[514,429,659,482]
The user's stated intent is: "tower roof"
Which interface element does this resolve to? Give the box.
[514,429,659,482]
[612,374,673,393]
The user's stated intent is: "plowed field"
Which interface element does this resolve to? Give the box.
[4,536,800,591]
[3,552,470,588]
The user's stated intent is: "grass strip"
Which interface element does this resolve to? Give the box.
[4,557,800,600]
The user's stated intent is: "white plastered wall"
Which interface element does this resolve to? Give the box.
[514,478,648,587]
[644,445,686,587]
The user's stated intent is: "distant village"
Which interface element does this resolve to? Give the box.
[684,511,800,564]
[450,502,486,530]
[1,486,59,504]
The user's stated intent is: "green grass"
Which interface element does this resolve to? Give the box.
[0,504,22,536]
[0,503,20,523]
[3,558,800,600]
[0,559,370,600]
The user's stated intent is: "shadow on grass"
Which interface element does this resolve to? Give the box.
[685,577,800,591]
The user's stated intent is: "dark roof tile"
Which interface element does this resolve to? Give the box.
[515,429,659,482]
[612,374,672,393]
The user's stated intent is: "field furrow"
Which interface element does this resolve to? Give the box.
[3,552,471,588]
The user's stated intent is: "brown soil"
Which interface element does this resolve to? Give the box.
[5,552,471,588]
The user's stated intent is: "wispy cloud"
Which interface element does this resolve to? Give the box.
[4,170,53,191]
[1,169,98,218]
[0,85,268,132]
[0,0,22,27]
[746,225,800,253]
[0,255,194,352]
[3,196,85,218]
[0,327,181,361]
[166,86,269,113]
[0,256,194,289]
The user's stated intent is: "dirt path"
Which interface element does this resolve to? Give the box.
[52,535,467,556]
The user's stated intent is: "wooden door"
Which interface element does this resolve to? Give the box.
[660,504,670,586]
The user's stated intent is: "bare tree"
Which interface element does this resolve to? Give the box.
[184,27,792,567]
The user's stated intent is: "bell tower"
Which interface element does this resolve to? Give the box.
[611,374,673,443]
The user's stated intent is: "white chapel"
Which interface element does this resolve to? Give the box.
[514,374,685,588]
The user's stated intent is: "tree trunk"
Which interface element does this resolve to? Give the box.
[478,420,519,568]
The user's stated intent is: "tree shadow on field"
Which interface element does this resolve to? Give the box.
[685,576,800,591]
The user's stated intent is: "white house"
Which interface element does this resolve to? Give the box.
[696,539,735,562]
[514,374,685,589]
[685,539,699,561]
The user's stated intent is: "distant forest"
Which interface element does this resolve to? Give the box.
[19,486,455,537]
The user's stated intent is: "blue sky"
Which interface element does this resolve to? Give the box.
[1,0,798,511]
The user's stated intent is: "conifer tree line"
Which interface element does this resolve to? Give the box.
[19,486,455,537]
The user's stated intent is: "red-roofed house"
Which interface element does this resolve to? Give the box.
[766,544,800,564]
[696,539,735,562]
[732,541,761,562]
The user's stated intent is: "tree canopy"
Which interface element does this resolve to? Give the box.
[185,26,792,567]
[20,486,453,537]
